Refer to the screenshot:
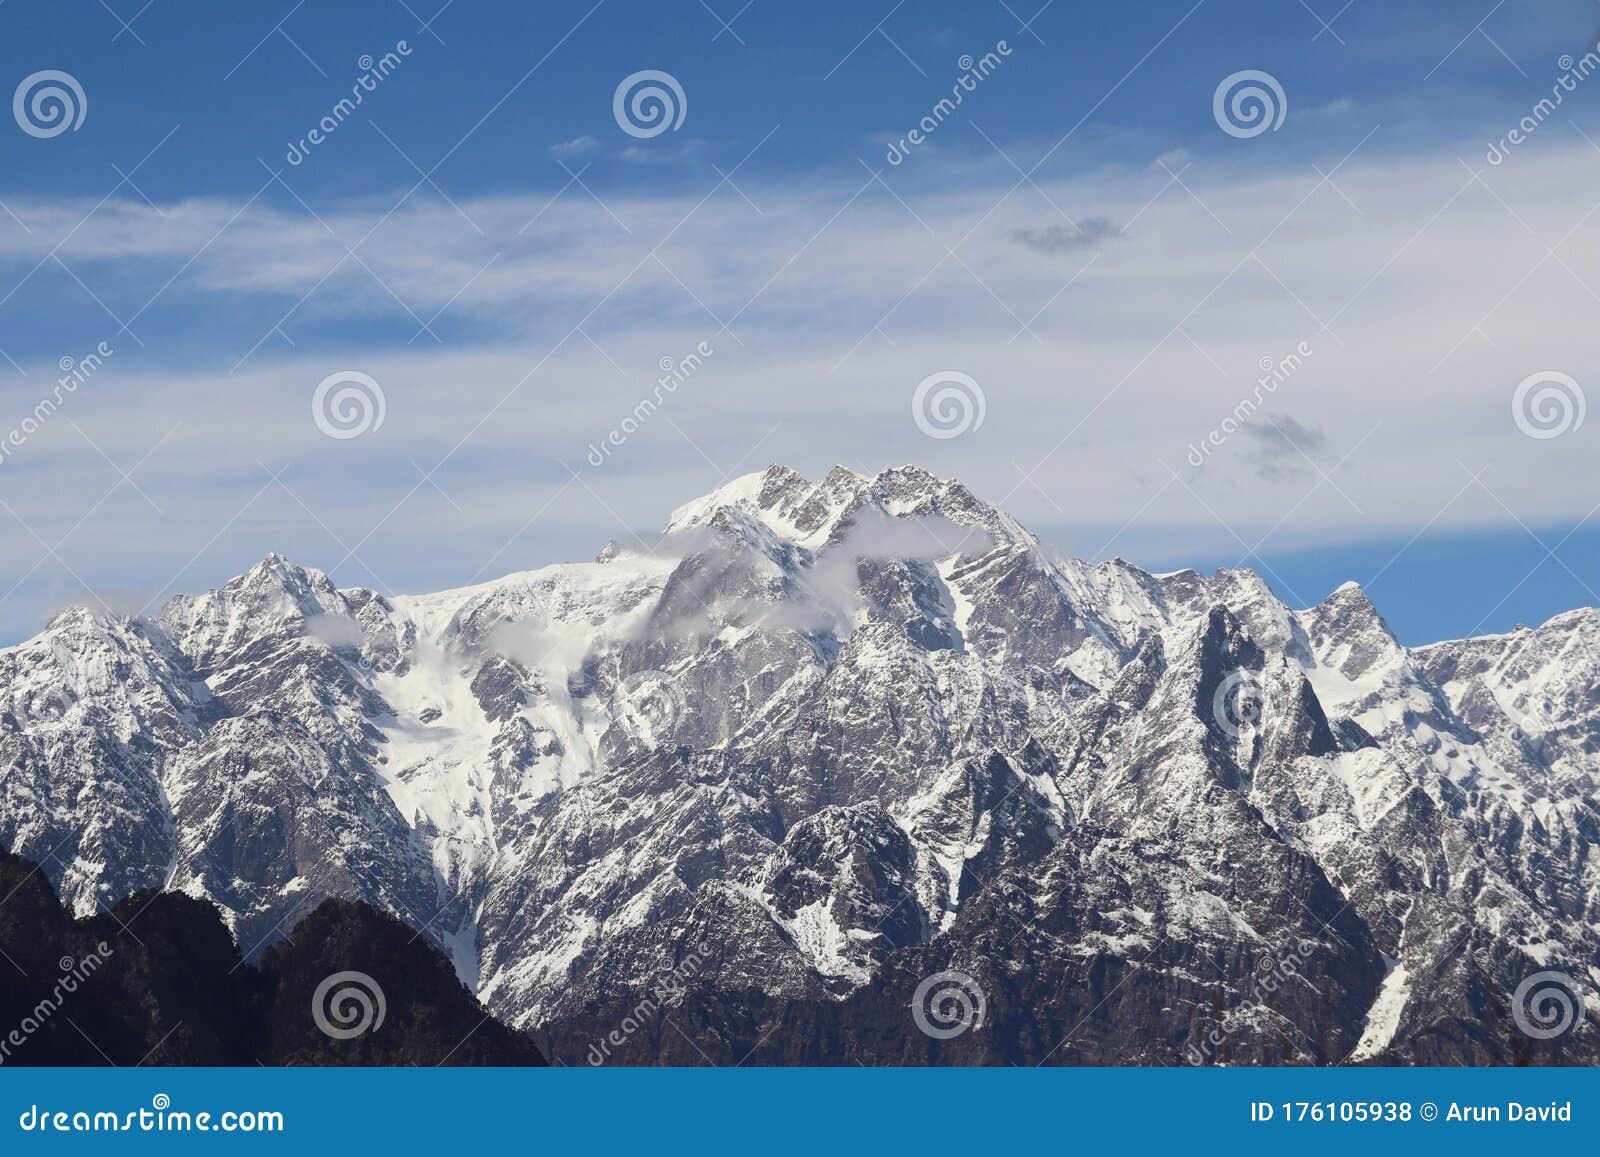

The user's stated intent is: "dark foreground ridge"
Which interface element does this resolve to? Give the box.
[0,851,544,1066]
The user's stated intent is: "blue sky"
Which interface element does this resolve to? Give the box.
[1,0,1599,644]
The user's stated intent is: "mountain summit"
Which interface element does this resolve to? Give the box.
[2,465,1596,1064]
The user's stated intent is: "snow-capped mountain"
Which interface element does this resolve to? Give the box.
[2,464,1596,1064]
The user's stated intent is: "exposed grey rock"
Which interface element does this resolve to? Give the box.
[3,465,1597,1065]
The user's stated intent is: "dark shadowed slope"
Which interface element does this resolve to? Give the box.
[0,851,543,1066]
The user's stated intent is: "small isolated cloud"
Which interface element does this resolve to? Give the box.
[1302,98,1354,119]
[548,135,599,157]
[617,138,710,165]
[303,612,365,649]
[1012,217,1124,255]
[835,510,989,563]
[1240,416,1329,482]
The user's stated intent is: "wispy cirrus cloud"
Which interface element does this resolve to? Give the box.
[1,133,1598,641]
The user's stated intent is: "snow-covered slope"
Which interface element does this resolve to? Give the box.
[2,464,1596,1064]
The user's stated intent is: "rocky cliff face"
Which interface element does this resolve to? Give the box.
[2,464,1596,1064]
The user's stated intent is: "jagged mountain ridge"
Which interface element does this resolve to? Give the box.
[2,463,1597,1064]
